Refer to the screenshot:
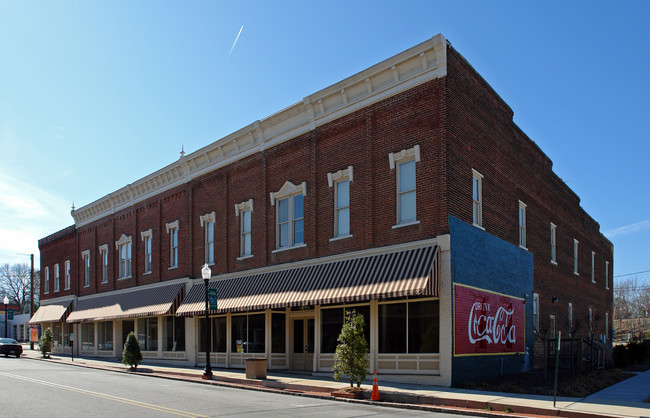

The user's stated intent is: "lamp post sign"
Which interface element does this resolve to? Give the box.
[208,288,218,310]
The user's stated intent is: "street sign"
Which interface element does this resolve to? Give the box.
[7,309,13,320]
[208,288,217,310]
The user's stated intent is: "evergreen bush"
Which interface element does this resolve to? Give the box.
[332,309,368,387]
[121,331,143,370]
[39,327,52,358]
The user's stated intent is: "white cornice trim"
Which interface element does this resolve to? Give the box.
[270,181,307,206]
[199,212,216,228]
[71,34,447,227]
[327,166,354,188]
[166,220,179,233]
[234,199,253,217]
[115,234,132,250]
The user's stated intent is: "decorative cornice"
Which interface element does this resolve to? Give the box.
[199,212,216,228]
[327,166,354,188]
[166,220,179,233]
[115,234,131,250]
[234,199,253,217]
[71,34,448,227]
[141,228,153,241]
[270,181,306,206]
[389,145,421,169]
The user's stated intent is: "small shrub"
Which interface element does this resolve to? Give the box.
[121,332,142,370]
[39,328,52,358]
[332,310,369,388]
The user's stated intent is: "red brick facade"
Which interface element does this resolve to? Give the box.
[39,40,612,368]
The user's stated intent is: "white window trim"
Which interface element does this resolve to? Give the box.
[199,213,216,265]
[605,261,610,289]
[64,259,72,290]
[549,315,556,337]
[391,146,421,227]
[98,244,109,284]
[54,263,60,292]
[141,229,153,274]
[550,222,557,265]
[591,251,596,283]
[568,302,573,336]
[518,200,527,250]
[573,239,579,275]
[270,181,306,250]
[115,234,133,279]
[44,266,50,294]
[235,201,253,259]
[81,250,90,288]
[388,145,420,170]
[166,220,179,269]
[472,169,483,229]
[605,312,609,341]
[328,167,353,239]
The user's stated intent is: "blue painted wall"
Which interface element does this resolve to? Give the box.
[449,215,534,385]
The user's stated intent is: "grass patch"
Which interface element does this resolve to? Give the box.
[458,368,634,397]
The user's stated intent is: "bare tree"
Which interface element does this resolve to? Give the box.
[0,263,40,314]
[614,276,650,342]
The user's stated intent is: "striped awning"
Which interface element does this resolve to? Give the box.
[28,300,73,324]
[177,245,438,316]
[66,282,185,323]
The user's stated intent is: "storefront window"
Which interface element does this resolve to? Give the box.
[81,322,94,351]
[271,313,286,353]
[62,323,73,347]
[198,317,226,353]
[137,317,158,351]
[379,300,439,353]
[231,313,265,353]
[321,306,369,353]
[52,323,61,348]
[162,316,185,351]
[97,321,113,351]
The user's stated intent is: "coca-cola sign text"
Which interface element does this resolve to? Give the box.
[454,284,525,356]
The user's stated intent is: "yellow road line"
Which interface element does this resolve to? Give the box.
[0,372,208,418]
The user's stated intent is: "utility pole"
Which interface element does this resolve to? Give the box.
[30,254,35,350]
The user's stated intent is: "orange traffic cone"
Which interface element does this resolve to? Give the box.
[371,369,380,401]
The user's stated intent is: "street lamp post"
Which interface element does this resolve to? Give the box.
[3,296,8,338]
[201,264,213,380]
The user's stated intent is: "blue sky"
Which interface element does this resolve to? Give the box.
[0,1,648,284]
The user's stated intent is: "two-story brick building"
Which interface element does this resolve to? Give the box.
[31,34,612,386]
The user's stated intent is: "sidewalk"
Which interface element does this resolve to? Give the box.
[19,346,649,418]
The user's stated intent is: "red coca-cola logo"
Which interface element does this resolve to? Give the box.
[454,284,525,356]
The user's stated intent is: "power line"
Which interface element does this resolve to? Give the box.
[614,269,650,278]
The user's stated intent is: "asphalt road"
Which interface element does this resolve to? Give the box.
[0,357,470,417]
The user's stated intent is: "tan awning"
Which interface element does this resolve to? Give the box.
[28,300,73,324]
[177,245,438,316]
[66,283,185,323]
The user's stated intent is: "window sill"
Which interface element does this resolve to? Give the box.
[118,276,132,280]
[101,281,108,285]
[551,260,558,266]
[391,220,420,229]
[329,234,353,242]
[65,287,71,290]
[168,266,178,271]
[143,271,152,276]
[272,243,307,254]
[83,285,89,288]
[237,255,253,261]
[472,223,485,231]
[519,245,528,251]
[574,272,579,276]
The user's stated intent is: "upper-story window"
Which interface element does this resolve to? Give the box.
[81,250,90,287]
[235,201,253,258]
[591,251,596,283]
[472,169,483,228]
[115,234,132,279]
[550,223,557,264]
[140,230,153,274]
[518,201,527,249]
[573,239,579,275]
[606,261,610,289]
[54,263,60,292]
[200,213,216,265]
[568,302,574,336]
[64,260,71,290]
[328,166,353,239]
[389,145,420,226]
[166,220,179,269]
[44,266,50,294]
[99,244,108,284]
[270,181,306,250]
[533,293,539,332]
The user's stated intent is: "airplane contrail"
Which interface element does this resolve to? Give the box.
[228,25,244,60]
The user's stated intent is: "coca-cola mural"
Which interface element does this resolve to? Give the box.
[454,283,525,356]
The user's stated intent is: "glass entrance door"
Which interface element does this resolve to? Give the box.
[291,317,314,371]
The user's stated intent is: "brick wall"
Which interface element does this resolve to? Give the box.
[449,215,534,384]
